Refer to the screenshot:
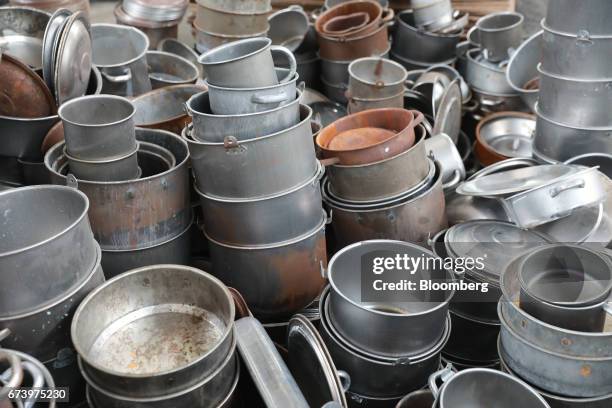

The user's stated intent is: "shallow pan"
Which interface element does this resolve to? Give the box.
[146,51,199,89]
[475,111,535,165]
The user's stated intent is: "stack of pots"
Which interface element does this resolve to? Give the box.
[315,0,393,104]
[431,220,550,369]
[0,185,104,402]
[462,12,526,116]
[319,240,454,405]
[193,0,270,54]
[114,0,188,49]
[533,1,612,162]
[499,244,612,406]
[72,265,239,408]
[346,57,407,113]
[391,1,467,71]
[44,124,192,278]
[186,37,326,320]
[318,108,447,248]
[9,0,89,17]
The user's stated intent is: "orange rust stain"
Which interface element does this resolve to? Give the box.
[580,365,592,377]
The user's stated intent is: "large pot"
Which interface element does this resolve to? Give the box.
[0,247,104,362]
[207,217,327,319]
[319,287,450,398]
[194,3,269,36]
[132,84,206,134]
[45,128,191,251]
[196,164,324,246]
[186,90,301,143]
[72,264,235,398]
[325,240,454,357]
[192,21,268,54]
[0,185,97,316]
[323,160,447,247]
[145,51,199,89]
[318,22,391,61]
[185,104,317,199]
[545,0,612,37]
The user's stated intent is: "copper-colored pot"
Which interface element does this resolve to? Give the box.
[474,111,535,166]
[316,108,423,165]
[318,22,391,61]
[41,121,64,155]
[316,0,383,39]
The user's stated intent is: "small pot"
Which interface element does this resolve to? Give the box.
[475,111,535,165]
[474,12,524,62]
[347,91,405,113]
[64,146,140,182]
[145,51,199,89]
[194,3,269,36]
[348,57,407,99]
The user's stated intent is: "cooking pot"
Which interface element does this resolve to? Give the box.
[145,51,199,89]
[348,57,407,99]
[545,0,612,37]
[0,6,50,70]
[474,12,524,62]
[506,30,541,112]
[465,49,514,94]
[424,133,466,190]
[315,0,389,39]
[194,3,269,37]
[317,22,391,61]
[475,111,535,165]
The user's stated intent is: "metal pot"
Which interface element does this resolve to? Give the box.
[424,133,466,190]
[506,30,541,112]
[443,309,500,363]
[0,246,104,362]
[45,128,191,251]
[325,124,428,202]
[186,90,301,143]
[391,51,456,71]
[0,6,50,70]
[206,71,300,115]
[267,5,309,51]
[429,366,549,408]
[91,24,152,96]
[113,4,181,50]
[157,38,203,77]
[347,91,404,113]
[195,3,269,37]
[64,147,140,182]
[566,153,612,179]
[475,111,535,165]
[185,104,318,199]
[474,12,524,63]
[17,158,49,185]
[545,0,612,37]
[533,104,612,162]
[470,87,525,114]
[196,0,270,13]
[317,23,391,61]
[321,77,349,104]
[395,389,434,408]
[198,37,296,88]
[325,240,454,357]
[206,217,327,319]
[348,57,407,99]
[324,160,447,247]
[72,264,235,398]
[0,185,97,316]
[192,21,268,54]
[392,10,460,64]
[465,49,514,94]
[195,163,324,246]
[132,84,206,134]
[319,287,450,398]
[316,0,386,39]
[412,0,453,31]
[145,51,199,89]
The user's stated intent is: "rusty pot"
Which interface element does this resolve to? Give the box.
[194,3,269,37]
[316,108,422,165]
[317,22,391,61]
[316,0,385,39]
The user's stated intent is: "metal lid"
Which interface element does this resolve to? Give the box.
[122,0,188,22]
[42,9,72,95]
[456,164,577,197]
[432,79,462,143]
[53,11,92,105]
[445,220,549,281]
[287,314,348,408]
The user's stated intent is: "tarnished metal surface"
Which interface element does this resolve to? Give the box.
[318,23,390,61]
[146,51,199,89]
[0,6,50,69]
[194,3,269,36]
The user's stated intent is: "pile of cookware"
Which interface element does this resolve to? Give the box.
[461,12,526,116]
[346,57,407,113]
[391,0,468,71]
[318,108,448,248]
[315,0,393,104]
[114,0,188,49]
[319,240,454,406]
[72,264,238,408]
[0,185,105,402]
[193,0,270,54]
[533,1,612,163]
[185,37,326,320]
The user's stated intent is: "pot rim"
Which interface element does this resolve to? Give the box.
[541,17,612,39]
[538,62,612,84]
[91,23,150,68]
[192,20,269,39]
[63,143,139,163]
[396,9,461,39]
[535,103,612,131]
[348,57,408,88]
[204,71,299,92]
[476,11,524,33]
[318,21,388,43]
[390,50,457,68]
[506,30,542,94]
[198,37,271,66]
[101,216,193,252]
[466,48,506,73]
[319,41,392,64]
[146,50,200,84]
[72,264,236,380]
[195,0,271,16]
[0,185,91,258]
[113,4,182,28]
[131,84,207,126]
[58,94,135,128]
[475,111,535,158]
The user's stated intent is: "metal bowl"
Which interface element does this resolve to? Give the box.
[0,6,50,69]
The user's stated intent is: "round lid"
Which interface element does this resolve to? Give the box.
[42,9,72,95]
[122,0,187,22]
[488,134,532,158]
[445,220,549,281]
[432,79,462,143]
[456,164,577,197]
[287,315,348,408]
[53,11,92,105]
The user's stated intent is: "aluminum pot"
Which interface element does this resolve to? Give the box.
[45,128,191,250]
[100,222,192,278]
[186,90,301,143]
[72,264,235,398]
[195,164,324,246]
[0,6,50,70]
[145,51,199,89]
[443,309,500,363]
[429,366,549,408]
[196,0,270,13]
[475,111,535,165]
[64,147,140,182]
[267,5,309,51]
[324,160,448,247]
[197,37,296,88]
[424,133,466,190]
[474,12,524,63]
[17,158,49,185]
[185,104,317,199]
[392,52,456,71]
[207,217,327,319]
[470,87,525,114]
[395,389,434,408]
[206,71,300,115]
[465,49,514,95]
[194,3,269,37]
[319,287,450,398]
[325,124,428,202]
[506,30,541,112]
[348,57,407,99]
[545,0,612,37]
[132,84,206,135]
[0,185,97,316]
[392,10,460,64]
[538,66,612,128]
[325,239,454,357]
[192,21,268,54]
[113,4,180,50]
[566,153,612,179]
[318,23,391,61]
[321,57,350,86]
[157,38,203,77]
[91,24,152,96]
[0,246,104,362]
[412,0,453,31]
[347,91,404,113]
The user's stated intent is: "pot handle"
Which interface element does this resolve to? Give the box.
[337,370,351,392]
[442,169,463,190]
[251,91,292,105]
[0,350,24,400]
[101,67,132,83]
[66,173,78,189]
[428,363,455,399]
[270,46,297,84]
[549,178,586,198]
[381,8,395,24]
[409,110,425,128]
